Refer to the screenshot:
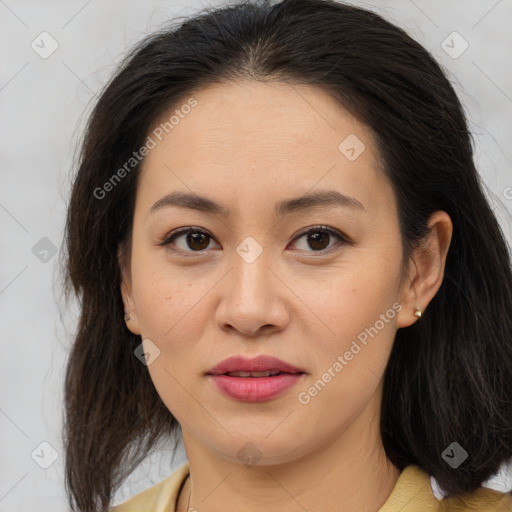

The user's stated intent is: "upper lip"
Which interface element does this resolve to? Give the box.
[206,355,306,375]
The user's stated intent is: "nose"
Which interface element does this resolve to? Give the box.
[215,246,290,338]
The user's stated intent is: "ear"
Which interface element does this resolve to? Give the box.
[118,244,142,335]
[396,211,453,329]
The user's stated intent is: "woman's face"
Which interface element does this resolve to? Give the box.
[121,80,417,465]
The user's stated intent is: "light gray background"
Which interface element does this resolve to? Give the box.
[1,0,511,510]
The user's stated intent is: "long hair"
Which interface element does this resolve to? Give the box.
[60,0,512,510]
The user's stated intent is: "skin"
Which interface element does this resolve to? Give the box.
[119,80,453,512]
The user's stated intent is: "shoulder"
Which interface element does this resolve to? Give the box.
[378,465,512,512]
[110,461,190,512]
[439,486,512,512]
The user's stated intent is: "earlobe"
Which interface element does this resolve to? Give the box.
[396,257,422,329]
[120,282,142,335]
[120,279,141,335]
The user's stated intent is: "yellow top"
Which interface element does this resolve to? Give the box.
[110,461,512,511]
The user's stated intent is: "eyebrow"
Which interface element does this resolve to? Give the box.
[149,189,365,217]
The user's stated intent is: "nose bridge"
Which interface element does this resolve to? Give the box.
[216,235,284,335]
[230,235,271,302]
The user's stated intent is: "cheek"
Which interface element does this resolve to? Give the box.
[131,252,206,340]
[297,299,397,429]
[294,262,400,399]
[295,264,400,346]
[130,264,207,419]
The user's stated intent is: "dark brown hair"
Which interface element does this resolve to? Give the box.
[60,0,512,510]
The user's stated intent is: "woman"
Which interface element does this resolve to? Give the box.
[61,0,512,510]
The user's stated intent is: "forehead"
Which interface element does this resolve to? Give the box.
[136,80,392,220]
[151,80,369,151]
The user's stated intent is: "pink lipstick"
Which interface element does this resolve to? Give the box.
[206,355,306,402]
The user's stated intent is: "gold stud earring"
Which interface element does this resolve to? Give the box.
[124,311,131,322]
[414,308,422,319]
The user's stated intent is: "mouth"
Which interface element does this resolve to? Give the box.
[206,355,307,402]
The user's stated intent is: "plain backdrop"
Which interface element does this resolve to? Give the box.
[1,0,511,510]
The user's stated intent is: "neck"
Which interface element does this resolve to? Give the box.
[177,395,400,512]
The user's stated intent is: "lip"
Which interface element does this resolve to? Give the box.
[206,355,305,375]
[206,355,307,402]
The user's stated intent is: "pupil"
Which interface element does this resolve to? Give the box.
[308,232,329,250]
[187,233,209,250]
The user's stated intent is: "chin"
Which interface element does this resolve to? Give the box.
[205,430,311,467]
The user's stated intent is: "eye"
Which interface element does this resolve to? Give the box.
[161,227,218,255]
[160,225,349,256]
[290,225,348,254]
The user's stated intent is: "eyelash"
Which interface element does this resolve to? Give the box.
[160,225,350,257]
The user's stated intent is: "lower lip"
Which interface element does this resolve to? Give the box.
[208,373,305,402]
